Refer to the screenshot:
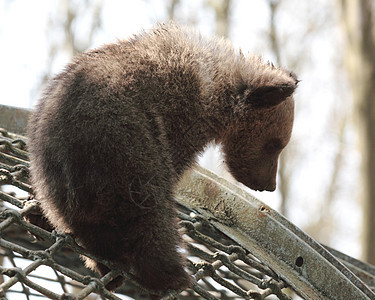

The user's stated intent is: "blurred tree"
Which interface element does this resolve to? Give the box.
[339,0,375,264]
[266,0,307,219]
[167,0,180,20]
[266,1,350,249]
[267,0,292,217]
[203,0,232,174]
[207,0,231,37]
[37,0,103,91]
[170,0,234,176]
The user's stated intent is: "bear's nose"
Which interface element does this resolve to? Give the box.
[265,184,276,192]
[256,182,276,192]
[239,177,276,192]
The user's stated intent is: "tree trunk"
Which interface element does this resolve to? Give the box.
[167,0,180,20]
[267,0,292,217]
[339,0,375,264]
[199,0,232,175]
[210,0,231,37]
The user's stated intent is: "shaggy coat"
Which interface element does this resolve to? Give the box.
[27,22,298,296]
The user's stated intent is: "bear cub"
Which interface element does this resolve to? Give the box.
[27,22,298,296]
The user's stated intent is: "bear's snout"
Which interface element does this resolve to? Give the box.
[251,182,276,192]
[259,182,276,192]
[236,174,276,192]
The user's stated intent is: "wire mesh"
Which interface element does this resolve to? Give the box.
[0,127,374,300]
[0,128,299,299]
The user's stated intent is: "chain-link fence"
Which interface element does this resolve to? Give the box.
[1,111,375,299]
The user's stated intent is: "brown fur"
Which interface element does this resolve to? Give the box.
[27,22,298,296]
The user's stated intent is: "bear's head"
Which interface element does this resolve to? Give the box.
[220,70,298,192]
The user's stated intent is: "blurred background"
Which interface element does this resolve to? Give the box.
[0,0,374,267]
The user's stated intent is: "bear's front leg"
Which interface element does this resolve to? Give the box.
[132,207,193,295]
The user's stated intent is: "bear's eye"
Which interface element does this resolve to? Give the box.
[265,139,283,152]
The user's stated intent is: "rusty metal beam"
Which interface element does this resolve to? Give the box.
[176,166,375,300]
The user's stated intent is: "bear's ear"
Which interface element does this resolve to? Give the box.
[248,74,298,107]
